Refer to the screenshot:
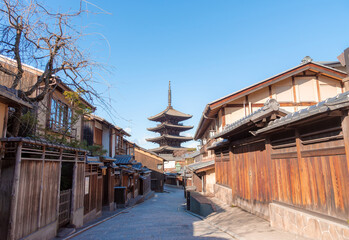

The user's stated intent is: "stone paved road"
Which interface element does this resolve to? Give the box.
[71,187,233,240]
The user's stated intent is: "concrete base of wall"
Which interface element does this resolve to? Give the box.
[71,207,84,228]
[214,184,233,206]
[83,209,102,225]
[109,202,115,211]
[270,203,349,240]
[25,220,58,240]
[235,197,269,220]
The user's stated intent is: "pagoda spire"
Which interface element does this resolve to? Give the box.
[147,80,193,154]
[168,80,172,108]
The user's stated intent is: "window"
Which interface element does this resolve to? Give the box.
[50,98,72,132]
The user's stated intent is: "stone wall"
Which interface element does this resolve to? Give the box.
[214,184,233,206]
[270,203,349,240]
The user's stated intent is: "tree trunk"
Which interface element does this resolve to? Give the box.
[12,105,23,137]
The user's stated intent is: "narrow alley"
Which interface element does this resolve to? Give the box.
[70,187,233,240]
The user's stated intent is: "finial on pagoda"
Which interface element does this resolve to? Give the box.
[168,80,172,108]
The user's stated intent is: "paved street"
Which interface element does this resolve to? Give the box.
[71,187,233,240]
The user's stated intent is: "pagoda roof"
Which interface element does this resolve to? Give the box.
[148,107,192,122]
[146,134,192,143]
[149,146,188,154]
[147,123,193,132]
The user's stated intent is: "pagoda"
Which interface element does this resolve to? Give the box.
[147,81,193,154]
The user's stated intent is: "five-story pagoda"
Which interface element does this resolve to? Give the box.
[147,81,193,154]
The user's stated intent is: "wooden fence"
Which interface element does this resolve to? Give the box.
[214,115,349,221]
[0,138,86,240]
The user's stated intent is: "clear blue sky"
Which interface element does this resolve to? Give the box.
[53,0,349,149]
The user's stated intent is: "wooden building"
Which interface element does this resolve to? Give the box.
[114,155,137,205]
[83,156,104,223]
[186,160,215,195]
[0,138,86,240]
[0,85,33,138]
[83,114,130,157]
[194,58,347,203]
[134,146,165,192]
[0,55,94,142]
[210,92,349,239]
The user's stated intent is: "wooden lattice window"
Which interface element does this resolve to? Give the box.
[50,98,72,132]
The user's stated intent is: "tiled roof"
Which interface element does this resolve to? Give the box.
[256,91,349,135]
[149,146,187,154]
[148,107,192,121]
[187,160,215,172]
[114,155,134,164]
[214,98,289,139]
[0,85,32,108]
[147,122,193,132]
[146,134,192,143]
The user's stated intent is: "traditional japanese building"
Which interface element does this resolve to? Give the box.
[147,81,193,155]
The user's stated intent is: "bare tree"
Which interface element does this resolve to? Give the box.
[0,0,104,136]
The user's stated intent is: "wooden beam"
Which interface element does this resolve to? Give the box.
[341,111,349,176]
[292,76,297,112]
[316,75,321,102]
[37,146,46,228]
[226,104,244,108]
[222,108,226,128]
[8,142,22,240]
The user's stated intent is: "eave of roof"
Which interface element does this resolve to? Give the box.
[148,106,192,121]
[146,134,193,143]
[194,61,347,140]
[147,123,193,132]
[0,55,95,111]
[214,98,290,139]
[187,160,215,172]
[0,85,33,108]
[86,114,131,137]
[255,91,349,135]
[149,146,187,154]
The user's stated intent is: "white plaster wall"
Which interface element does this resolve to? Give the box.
[295,77,317,102]
[272,78,293,102]
[36,95,49,136]
[205,169,216,194]
[248,88,270,104]
[74,115,83,141]
[318,76,342,100]
[225,107,245,125]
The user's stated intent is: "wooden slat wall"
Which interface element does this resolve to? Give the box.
[15,160,42,239]
[271,129,349,221]
[215,117,349,221]
[40,161,60,228]
[108,170,115,204]
[97,177,103,212]
[0,141,86,240]
[215,148,231,187]
[0,153,16,238]
[75,163,85,210]
[230,141,271,218]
